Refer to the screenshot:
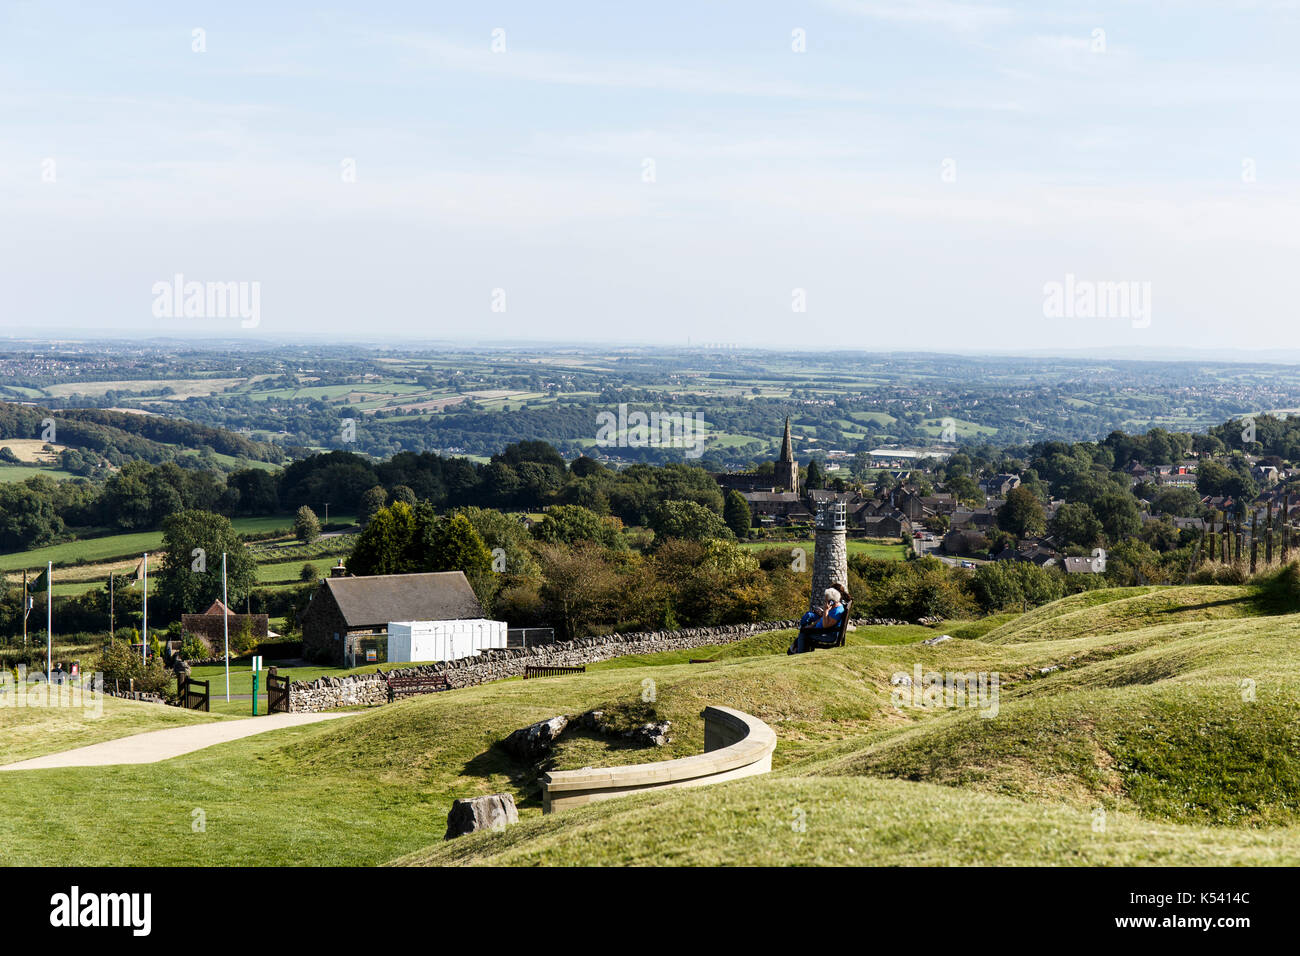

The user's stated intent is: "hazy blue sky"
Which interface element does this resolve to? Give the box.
[2,1,1297,351]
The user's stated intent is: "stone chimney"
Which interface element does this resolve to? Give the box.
[330,560,348,578]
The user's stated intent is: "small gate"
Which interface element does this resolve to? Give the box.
[267,667,290,714]
[178,676,210,712]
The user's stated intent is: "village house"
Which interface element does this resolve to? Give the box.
[1252,463,1280,486]
[1063,549,1108,574]
[942,529,989,556]
[741,491,813,525]
[995,541,1060,567]
[180,599,269,655]
[949,508,998,532]
[980,474,1020,497]
[861,511,912,538]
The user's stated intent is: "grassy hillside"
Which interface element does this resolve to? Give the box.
[2,582,1299,865]
[402,776,1298,867]
[981,585,1260,643]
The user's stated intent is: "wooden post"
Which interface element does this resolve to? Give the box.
[1186,530,1204,583]
[1251,512,1258,574]
[1266,502,1274,567]
[1284,494,1291,563]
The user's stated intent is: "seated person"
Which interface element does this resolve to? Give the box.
[788,587,846,654]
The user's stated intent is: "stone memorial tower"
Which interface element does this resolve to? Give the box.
[811,500,848,610]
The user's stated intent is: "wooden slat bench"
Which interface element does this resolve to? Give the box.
[523,664,586,680]
[385,674,451,699]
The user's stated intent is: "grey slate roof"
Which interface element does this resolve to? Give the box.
[323,572,483,627]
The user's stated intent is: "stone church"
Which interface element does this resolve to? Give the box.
[711,418,809,525]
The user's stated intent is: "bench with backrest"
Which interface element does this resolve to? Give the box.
[791,598,853,653]
[385,673,451,699]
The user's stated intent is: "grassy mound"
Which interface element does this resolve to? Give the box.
[981,585,1258,643]
[805,614,1300,827]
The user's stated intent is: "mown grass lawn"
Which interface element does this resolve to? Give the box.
[0,692,226,765]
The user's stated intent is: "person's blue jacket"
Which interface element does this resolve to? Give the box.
[800,603,844,630]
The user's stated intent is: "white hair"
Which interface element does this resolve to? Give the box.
[824,587,841,604]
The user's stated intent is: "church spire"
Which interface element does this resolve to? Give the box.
[775,417,799,495]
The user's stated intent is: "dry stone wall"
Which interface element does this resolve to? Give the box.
[288,674,391,712]
[288,620,799,713]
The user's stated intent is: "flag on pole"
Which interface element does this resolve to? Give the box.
[30,567,49,592]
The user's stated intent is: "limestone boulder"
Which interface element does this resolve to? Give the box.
[502,715,569,759]
[444,793,519,840]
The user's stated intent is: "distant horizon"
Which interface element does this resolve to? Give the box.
[6,331,1300,368]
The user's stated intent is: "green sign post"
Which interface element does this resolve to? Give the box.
[251,655,263,716]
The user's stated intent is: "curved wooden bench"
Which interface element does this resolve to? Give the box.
[540,705,776,813]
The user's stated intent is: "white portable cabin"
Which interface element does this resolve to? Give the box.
[387,619,507,664]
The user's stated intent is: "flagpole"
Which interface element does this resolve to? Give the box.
[22,569,27,647]
[142,552,148,663]
[223,552,230,702]
[46,561,52,678]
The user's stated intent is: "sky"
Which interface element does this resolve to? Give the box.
[2,1,1298,352]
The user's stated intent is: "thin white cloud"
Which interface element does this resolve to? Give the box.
[375,32,879,101]
[822,0,1015,32]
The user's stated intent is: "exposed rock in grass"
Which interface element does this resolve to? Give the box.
[503,709,672,760]
[503,716,570,759]
[444,793,518,840]
[574,709,671,746]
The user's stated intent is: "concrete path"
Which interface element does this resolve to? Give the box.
[0,712,353,772]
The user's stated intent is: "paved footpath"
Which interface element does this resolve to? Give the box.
[0,712,353,772]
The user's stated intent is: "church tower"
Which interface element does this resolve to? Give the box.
[775,417,799,495]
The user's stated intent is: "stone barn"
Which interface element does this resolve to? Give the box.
[300,571,485,666]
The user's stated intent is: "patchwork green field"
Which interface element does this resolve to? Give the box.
[0,464,74,483]
[0,516,303,573]
[738,538,908,561]
[2,583,1298,866]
